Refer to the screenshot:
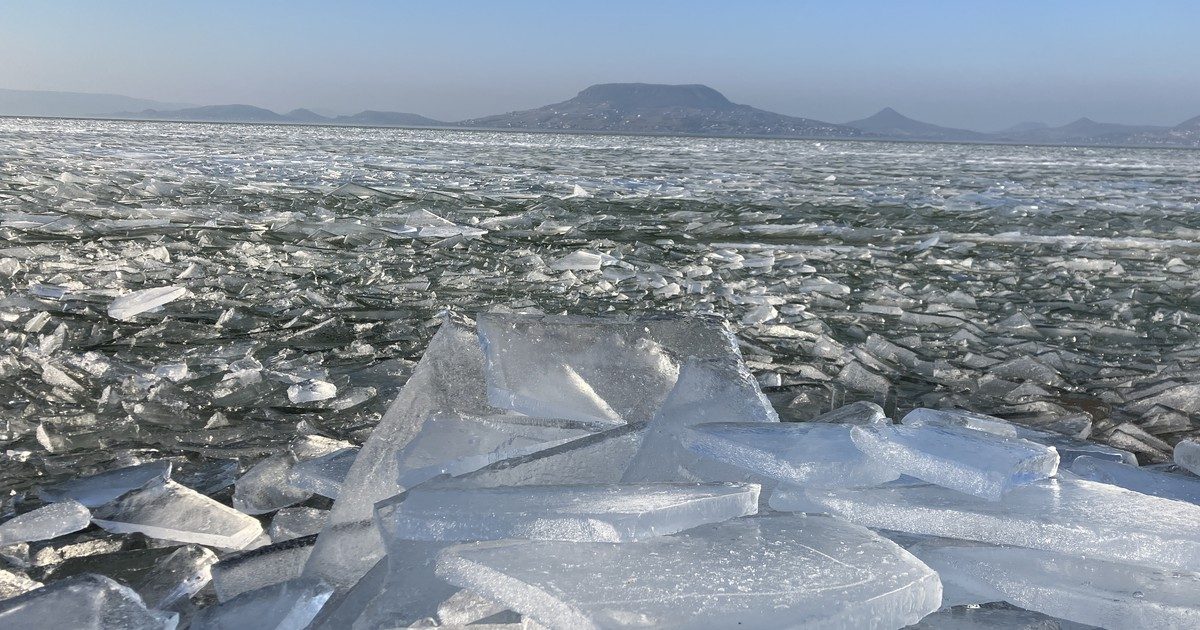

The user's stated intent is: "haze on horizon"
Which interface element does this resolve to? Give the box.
[1,0,1198,131]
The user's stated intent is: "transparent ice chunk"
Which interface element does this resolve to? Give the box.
[1175,438,1200,476]
[0,500,91,545]
[190,577,332,630]
[912,539,1200,630]
[787,477,1200,572]
[850,423,1059,500]
[375,482,758,543]
[0,574,178,630]
[1071,455,1200,504]
[287,447,358,499]
[92,480,263,550]
[623,358,778,483]
[683,421,899,487]
[37,461,172,508]
[107,286,186,321]
[212,535,316,602]
[436,514,941,630]
[810,400,888,425]
[233,455,313,515]
[286,380,337,404]
[133,544,218,610]
[269,507,329,542]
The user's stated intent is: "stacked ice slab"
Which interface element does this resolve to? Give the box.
[296,314,942,628]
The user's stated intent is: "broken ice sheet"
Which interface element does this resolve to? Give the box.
[133,544,218,610]
[623,357,779,483]
[107,285,186,321]
[190,577,332,630]
[0,500,91,545]
[92,480,263,549]
[850,422,1059,500]
[1175,437,1200,476]
[213,535,316,602]
[786,476,1200,572]
[375,482,759,543]
[1070,455,1200,504]
[37,460,172,508]
[436,514,941,630]
[268,507,329,542]
[0,574,177,630]
[476,314,740,425]
[233,454,313,515]
[912,539,1200,630]
[683,421,899,487]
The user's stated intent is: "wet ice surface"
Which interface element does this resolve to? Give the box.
[4,118,1200,626]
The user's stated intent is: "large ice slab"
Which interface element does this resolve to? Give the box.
[1176,437,1200,475]
[286,447,358,499]
[850,422,1059,499]
[683,421,899,487]
[477,313,740,425]
[1071,455,1200,504]
[622,358,778,483]
[436,514,941,630]
[912,539,1200,630]
[0,574,178,629]
[445,422,646,488]
[213,535,315,602]
[37,461,173,508]
[233,454,313,515]
[92,480,263,549]
[108,285,186,321]
[190,577,332,630]
[0,500,91,545]
[786,477,1200,571]
[375,482,758,543]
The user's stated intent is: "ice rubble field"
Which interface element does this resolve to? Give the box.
[1,119,1200,628]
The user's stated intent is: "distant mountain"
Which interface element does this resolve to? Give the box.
[459,83,861,138]
[285,108,332,123]
[999,121,1048,134]
[844,107,987,142]
[333,110,443,127]
[117,104,290,123]
[997,117,1168,144]
[0,88,192,118]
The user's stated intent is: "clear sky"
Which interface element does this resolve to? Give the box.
[1,0,1197,130]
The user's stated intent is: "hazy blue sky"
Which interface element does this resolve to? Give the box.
[2,0,1197,130]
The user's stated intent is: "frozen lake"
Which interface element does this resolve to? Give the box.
[2,117,1200,494]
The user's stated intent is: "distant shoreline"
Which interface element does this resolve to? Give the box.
[3,113,1197,151]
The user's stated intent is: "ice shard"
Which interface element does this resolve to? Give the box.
[850,423,1059,500]
[623,358,779,483]
[133,544,219,610]
[683,421,899,487]
[268,507,329,542]
[436,514,941,630]
[476,313,739,425]
[1070,455,1200,504]
[1175,437,1200,475]
[912,539,1200,630]
[286,447,358,499]
[37,461,173,508]
[233,454,313,515]
[0,500,91,545]
[0,574,178,630]
[785,477,1200,572]
[92,480,263,549]
[212,535,316,602]
[190,577,332,630]
[375,482,758,543]
[107,286,186,321]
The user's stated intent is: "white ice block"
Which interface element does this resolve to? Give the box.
[786,477,1200,572]
[1071,455,1200,504]
[190,577,332,630]
[1175,438,1200,476]
[850,422,1059,499]
[108,286,186,320]
[683,421,898,487]
[37,460,172,508]
[912,539,1200,630]
[622,358,778,483]
[477,314,740,425]
[436,514,941,630]
[0,500,91,545]
[0,574,178,630]
[375,482,758,543]
[92,480,263,549]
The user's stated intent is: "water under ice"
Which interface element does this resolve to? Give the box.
[374,482,759,542]
[849,422,1060,500]
[436,514,941,630]
[912,539,1200,629]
